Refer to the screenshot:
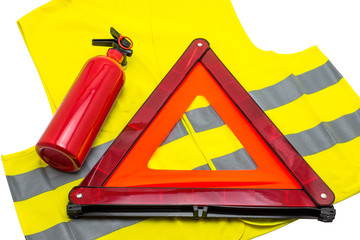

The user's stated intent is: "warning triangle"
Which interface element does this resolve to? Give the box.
[68,39,335,222]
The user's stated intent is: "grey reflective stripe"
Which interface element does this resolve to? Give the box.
[193,164,211,170]
[25,217,143,240]
[186,61,343,130]
[296,61,343,94]
[212,149,257,170]
[249,61,343,111]
[7,140,113,202]
[161,120,188,145]
[286,108,360,156]
[186,105,224,132]
[249,75,303,111]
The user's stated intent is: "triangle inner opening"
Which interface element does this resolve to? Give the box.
[148,95,257,171]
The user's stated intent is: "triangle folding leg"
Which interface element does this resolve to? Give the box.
[67,39,336,222]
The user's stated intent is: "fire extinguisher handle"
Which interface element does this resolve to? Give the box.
[92,39,117,48]
[92,27,133,66]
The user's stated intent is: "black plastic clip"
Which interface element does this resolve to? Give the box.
[201,206,209,218]
[193,206,209,219]
[67,204,83,219]
[193,206,199,219]
[318,206,336,222]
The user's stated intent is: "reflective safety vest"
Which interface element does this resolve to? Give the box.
[3,0,360,239]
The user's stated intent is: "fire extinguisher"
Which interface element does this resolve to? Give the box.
[36,28,133,172]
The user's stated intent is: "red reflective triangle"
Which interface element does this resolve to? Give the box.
[68,39,335,221]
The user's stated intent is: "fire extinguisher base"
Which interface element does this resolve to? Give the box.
[36,143,81,172]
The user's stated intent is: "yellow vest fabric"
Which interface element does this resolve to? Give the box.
[3,0,360,239]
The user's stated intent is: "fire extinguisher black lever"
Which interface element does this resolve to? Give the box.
[92,27,133,66]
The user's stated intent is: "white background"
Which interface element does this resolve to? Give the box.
[0,0,359,239]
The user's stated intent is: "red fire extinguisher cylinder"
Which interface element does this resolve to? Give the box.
[36,28,133,172]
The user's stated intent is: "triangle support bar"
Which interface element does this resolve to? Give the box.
[68,204,335,222]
